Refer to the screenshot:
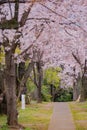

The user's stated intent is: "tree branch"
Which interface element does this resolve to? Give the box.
[0,0,32,5]
[64,26,77,38]
[72,52,82,66]
[40,3,67,19]
[14,0,19,22]
[33,64,38,87]
[27,17,55,22]
[40,3,87,34]
[8,0,13,18]
[18,60,34,99]
[19,0,36,27]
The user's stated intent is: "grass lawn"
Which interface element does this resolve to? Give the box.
[0,102,53,130]
[69,101,87,130]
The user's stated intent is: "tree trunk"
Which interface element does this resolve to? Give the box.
[50,84,55,101]
[80,74,87,102]
[73,85,78,101]
[73,73,82,101]
[37,86,42,103]
[5,51,18,126]
[36,62,43,103]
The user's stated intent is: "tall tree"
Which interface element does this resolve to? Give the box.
[72,51,87,101]
[0,0,36,126]
[44,67,61,101]
[29,48,44,102]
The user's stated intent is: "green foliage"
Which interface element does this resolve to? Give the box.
[25,60,30,68]
[42,85,51,102]
[18,103,53,130]
[15,46,21,54]
[0,103,53,130]
[0,18,18,29]
[55,88,73,102]
[57,93,72,102]
[0,115,7,126]
[0,46,5,64]
[26,78,36,93]
[0,125,9,130]
[44,67,61,88]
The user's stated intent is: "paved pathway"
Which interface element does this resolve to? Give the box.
[48,102,75,130]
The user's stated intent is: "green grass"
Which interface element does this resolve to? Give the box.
[69,101,87,130]
[0,102,53,130]
[0,115,7,126]
[19,102,53,130]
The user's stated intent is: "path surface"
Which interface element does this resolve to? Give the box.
[48,102,75,130]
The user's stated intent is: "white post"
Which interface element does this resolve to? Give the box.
[21,94,25,109]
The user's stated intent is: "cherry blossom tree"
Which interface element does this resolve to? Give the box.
[1,0,87,126]
[0,0,55,126]
[0,0,37,126]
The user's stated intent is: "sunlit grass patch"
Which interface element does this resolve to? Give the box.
[69,101,87,130]
[0,115,7,126]
[18,102,53,130]
[0,102,53,130]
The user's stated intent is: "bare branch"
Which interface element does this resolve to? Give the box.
[64,26,77,38]
[35,24,44,39]
[40,3,87,34]
[2,31,10,47]
[27,17,55,22]
[20,0,36,27]
[8,0,12,18]
[72,52,82,66]
[14,44,33,59]
[40,3,67,19]
[59,22,87,34]
[18,60,34,99]
[0,0,32,5]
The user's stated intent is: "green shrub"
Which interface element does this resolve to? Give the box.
[0,125,9,130]
[42,85,51,102]
[55,88,73,102]
[26,79,36,93]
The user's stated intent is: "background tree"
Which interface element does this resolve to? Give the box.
[32,48,43,103]
[44,67,61,101]
[0,0,87,126]
[72,50,87,101]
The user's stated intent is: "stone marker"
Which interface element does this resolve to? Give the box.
[21,94,25,109]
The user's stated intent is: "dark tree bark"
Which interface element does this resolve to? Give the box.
[16,62,26,98]
[73,74,81,101]
[0,70,7,114]
[73,83,79,101]
[80,74,87,101]
[72,53,87,102]
[30,49,44,103]
[0,70,4,94]
[35,62,43,103]
[80,60,87,101]
[18,61,34,99]
[1,0,36,126]
[50,84,55,101]
[31,62,43,103]
[36,86,42,103]
[4,51,18,125]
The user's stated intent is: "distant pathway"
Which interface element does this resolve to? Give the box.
[48,102,75,130]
